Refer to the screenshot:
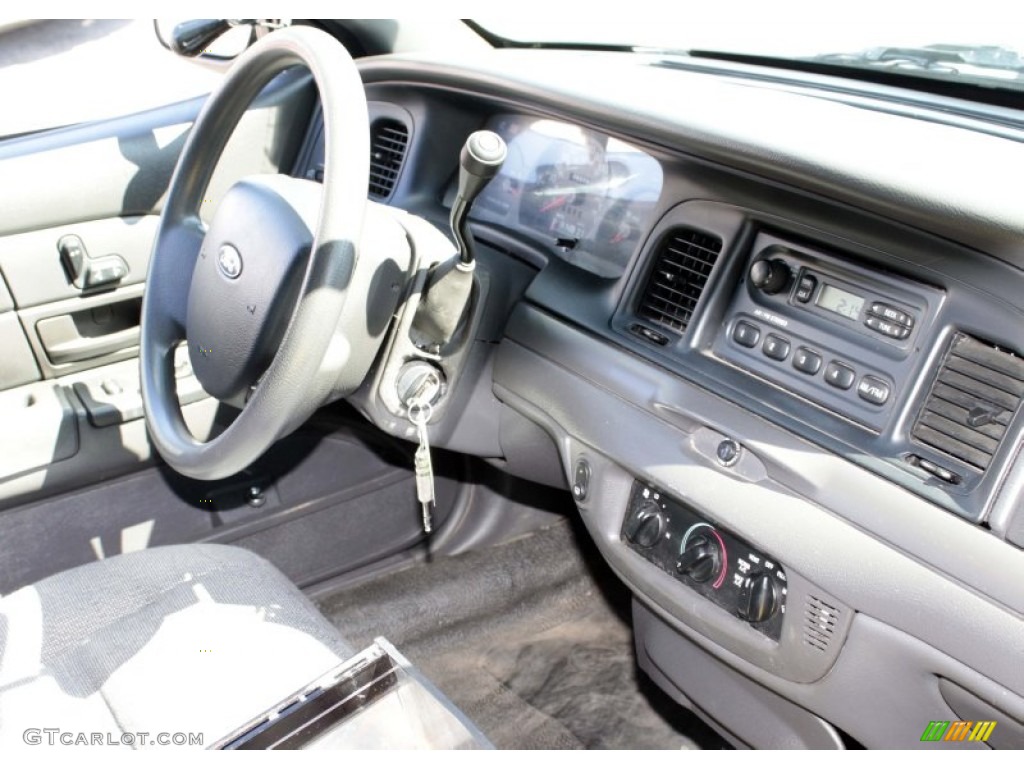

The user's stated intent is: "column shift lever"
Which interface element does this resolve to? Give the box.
[451,131,508,267]
[411,130,507,349]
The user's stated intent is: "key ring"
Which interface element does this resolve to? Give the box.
[408,400,433,426]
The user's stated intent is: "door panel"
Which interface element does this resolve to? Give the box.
[0,311,39,389]
[0,68,316,513]
[0,216,155,309]
[18,284,144,377]
[0,382,77,480]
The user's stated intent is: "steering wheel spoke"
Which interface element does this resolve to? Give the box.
[142,216,205,345]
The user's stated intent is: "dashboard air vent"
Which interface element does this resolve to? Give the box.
[912,333,1024,472]
[638,228,722,333]
[368,119,409,200]
[803,595,840,653]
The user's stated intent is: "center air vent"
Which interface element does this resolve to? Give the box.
[912,333,1024,471]
[368,119,409,200]
[637,228,722,333]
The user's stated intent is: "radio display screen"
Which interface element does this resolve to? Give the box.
[816,284,864,320]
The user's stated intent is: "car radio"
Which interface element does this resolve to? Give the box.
[711,231,944,432]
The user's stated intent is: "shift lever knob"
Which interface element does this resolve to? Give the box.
[451,131,507,266]
[457,131,508,201]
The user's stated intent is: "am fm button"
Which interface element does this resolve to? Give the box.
[857,375,891,406]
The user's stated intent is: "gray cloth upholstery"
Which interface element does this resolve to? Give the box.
[0,544,354,749]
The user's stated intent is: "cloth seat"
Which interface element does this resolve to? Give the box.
[0,544,354,749]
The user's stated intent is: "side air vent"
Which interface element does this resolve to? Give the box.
[368,119,409,200]
[912,333,1024,472]
[803,595,840,653]
[638,228,723,333]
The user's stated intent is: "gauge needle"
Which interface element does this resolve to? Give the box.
[539,194,569,213]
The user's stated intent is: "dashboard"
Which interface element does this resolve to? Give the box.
[337,47,1024,749]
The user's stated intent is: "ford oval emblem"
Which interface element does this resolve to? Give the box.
[217,244,243,279]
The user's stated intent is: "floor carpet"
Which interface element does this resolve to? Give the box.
[317,518,726,749]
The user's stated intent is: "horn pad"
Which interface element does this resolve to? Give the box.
[186,176,319,403]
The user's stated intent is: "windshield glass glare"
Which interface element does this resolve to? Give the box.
[474,8,1024,91]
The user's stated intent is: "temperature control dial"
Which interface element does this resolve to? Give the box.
[677,524,727,588]
[675,533,721,583]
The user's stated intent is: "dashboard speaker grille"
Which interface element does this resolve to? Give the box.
[638,228,722,333]
[368,119,409,200]
[804,595,839,652]
[911,333,1024,471]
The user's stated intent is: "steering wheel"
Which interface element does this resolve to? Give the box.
[141,27,401,480]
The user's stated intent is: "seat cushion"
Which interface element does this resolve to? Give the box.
[0,544,354,748]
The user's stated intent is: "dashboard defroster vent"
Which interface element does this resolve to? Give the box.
[912,333,1024,471]
[638,228,722,333]
[803,595,840,653]
[368,119,409,200]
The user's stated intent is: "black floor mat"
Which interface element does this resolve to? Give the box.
[317,518,725,749]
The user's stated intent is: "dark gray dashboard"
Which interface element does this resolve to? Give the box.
[351,49,1024,748]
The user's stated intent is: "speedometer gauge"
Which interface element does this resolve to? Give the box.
[469,114,663,278]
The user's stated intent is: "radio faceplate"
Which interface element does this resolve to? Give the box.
[711,232,944,433]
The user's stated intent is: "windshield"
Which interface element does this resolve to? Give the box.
[472,11,1024,94]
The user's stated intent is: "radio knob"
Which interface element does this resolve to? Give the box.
[624,501,665,549]
[737,571,779,624]
[749,258,791,295]
[676,533,722,583]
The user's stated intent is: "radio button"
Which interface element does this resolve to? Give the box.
[869,302,914,328]
[732,321,761,348]
[795,274,817,303]
[865,315,909,339]
[857,375,891,405]
[824,361,856,390]
[762,334,791,361]
[793,347,822,375]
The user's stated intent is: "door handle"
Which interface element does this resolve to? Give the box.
[36,315,139,365]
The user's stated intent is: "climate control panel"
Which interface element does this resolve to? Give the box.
[622,482,787,640]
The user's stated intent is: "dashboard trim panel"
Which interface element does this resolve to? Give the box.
[495,304,1024,652]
